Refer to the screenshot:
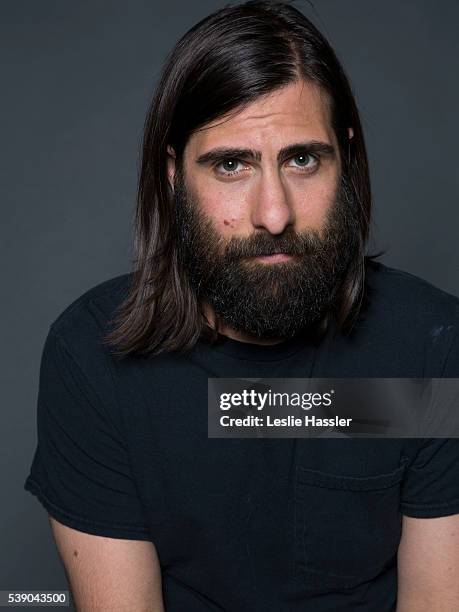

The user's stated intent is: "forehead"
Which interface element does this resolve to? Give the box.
[186,79,335,154]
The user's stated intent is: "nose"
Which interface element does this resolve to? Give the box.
[249,167,295,235]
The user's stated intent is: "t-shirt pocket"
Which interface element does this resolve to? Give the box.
[293,458,409,591]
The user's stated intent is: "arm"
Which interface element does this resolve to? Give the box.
[50,517,165,612]
[396,514,459,611]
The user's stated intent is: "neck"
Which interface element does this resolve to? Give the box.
[201,301,288,346]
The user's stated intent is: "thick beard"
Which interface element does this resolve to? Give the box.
[173,168,360,340]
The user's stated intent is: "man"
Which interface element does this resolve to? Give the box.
[24,1,459,610]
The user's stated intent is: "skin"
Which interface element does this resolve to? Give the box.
[396,515,459,611]
[49,517,164,611]
[168,79,353,345]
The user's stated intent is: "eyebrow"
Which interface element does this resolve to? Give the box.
[195,141,336,165]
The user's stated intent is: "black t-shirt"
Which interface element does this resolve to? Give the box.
[24,261,459,611]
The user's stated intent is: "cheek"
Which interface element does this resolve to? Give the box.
[292,181,337,227]
[199,190,248,235]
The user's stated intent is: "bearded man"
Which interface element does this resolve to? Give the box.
[25,2,459,611]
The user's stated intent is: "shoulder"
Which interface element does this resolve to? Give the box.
[49,273,132,341]
[42,273,133,370]
[36,274,135,428]
[365,260,459,328]
[357,260,459,376]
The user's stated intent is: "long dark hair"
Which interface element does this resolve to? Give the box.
[103,0,376,358]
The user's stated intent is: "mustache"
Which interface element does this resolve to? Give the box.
[223,229,323,260]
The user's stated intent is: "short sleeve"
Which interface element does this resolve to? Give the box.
[24,327,153,540]
[401,325,459,518]
[400,438,459,517]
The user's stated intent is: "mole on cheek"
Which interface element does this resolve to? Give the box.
[223,218,236,228]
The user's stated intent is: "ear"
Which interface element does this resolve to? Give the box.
[167,145,176,192]
[348,127,354,140]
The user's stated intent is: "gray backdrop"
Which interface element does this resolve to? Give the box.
[2,1,458,607]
